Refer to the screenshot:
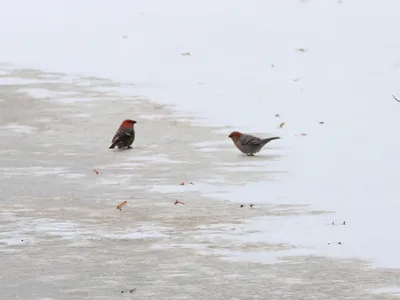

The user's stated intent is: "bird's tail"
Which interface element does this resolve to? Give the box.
[109,141,117,149]
[263,136,280,144]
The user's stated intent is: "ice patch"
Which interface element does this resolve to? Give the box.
[57,75,81,83]
[2,123,37,135]
[149,185,192,194]
[139,114,169,120]
[35,117,53,123]
[202,181,283,203]
[204,248,312,264]
[108,162,144,168]
[150,243,208,251]
[96,179,121,185]
[127,155,182,164]
[372,287,400,295]
[0,70,11,75]
[103,225,169,240]
[197,147,227,152]
[56,97,97,103]
[75,113,92,118]
[34,219,79,239]
[196,213,400,269]
[193,141,229,148]
[19,88,56,98]
[16,88,99,104]
[1,166,66,177]
[95,174,135,186]
[39,73,62,79]
[74,81,93,86]
[60,173,87,179]
[107,231,166,240]
[0,214,167,250]
[149,182,208,194]
[0,77,43,85]
[0,237,27,246]
[220,161,270,166]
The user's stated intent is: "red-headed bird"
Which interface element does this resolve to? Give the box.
[228,131,280,156]
[109,119,137,149]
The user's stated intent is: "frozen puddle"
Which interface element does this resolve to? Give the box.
[18,88,81,98]
[2,123,38,135]
[194,212,400,268]
[126,155,183,164]
[56,75,82,83]
[104,227,169,240]
[0,77,46,85]
[203,248,313,264]
[94,173,138,186]
[196,147,227,152]
[0,70,11,75]
[193,140,231,152]
[2,167,88,179]
[34,219,80,239]
[56,97,97,103]
[107,162,144,168]
[139,114,169,120]
[1,166,67,177]
[74,113,92,118]
[0,214,169,250]
[99,85,136,96]
[149,182,210,194]
[150,243,209,251]
[372,287,400,296]
[203,181,283,203]
[193,141,230,148]
[59,173,87,179]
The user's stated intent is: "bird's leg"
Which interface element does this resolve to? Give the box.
[247,153,254,156]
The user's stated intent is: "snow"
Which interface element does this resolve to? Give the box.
[1,0,400,268]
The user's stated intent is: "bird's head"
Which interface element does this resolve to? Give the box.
[228,131,242,142]
[120,119,137,128]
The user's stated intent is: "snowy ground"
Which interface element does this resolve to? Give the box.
[1,0,400,298]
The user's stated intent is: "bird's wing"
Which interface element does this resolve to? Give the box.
[111,130,132,143]
[240,135,263,145]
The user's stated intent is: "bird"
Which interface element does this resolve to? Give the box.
[109,119,137,149]
[228,131,280,156]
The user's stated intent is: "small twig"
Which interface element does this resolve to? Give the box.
[392,94,400,102]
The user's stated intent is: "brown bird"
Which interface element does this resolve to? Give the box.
[228,131,280,156]
[109,119,137,149]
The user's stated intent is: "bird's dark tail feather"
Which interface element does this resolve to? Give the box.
[264,137,280,143]
[109,142,117,149]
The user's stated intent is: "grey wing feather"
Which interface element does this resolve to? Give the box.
[240,135,263,145]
